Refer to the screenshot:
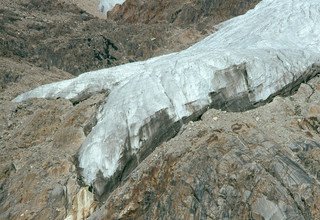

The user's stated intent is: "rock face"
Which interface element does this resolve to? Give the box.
[14,0,320,198]
[89,75,320,219]
[0,58,102,219]
[0,0,258,76]
[108,0,260,27]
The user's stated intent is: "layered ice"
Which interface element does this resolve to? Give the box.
[14,0,320,186]
[99,0,125,13]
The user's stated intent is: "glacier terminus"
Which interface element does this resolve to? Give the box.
[14,0,320,193]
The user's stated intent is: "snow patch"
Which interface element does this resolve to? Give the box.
[99,0,125,13]
[14,0,320,186]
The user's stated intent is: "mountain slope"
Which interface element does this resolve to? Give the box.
[2,0,320,219]
[0,0,262,218]
[0,0,258,75]
[108,0,260,27]
[14,0,320,199]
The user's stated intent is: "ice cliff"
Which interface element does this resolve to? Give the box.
[99,0,125,13]
[14,0,320,192]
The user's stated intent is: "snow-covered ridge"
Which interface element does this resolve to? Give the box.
[99,0,125,13]
[14,0,320,188]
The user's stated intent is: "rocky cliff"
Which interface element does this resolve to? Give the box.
[108,0,260,27]
[0,0,258,75]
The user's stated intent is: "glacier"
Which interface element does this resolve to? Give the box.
[14,0,320,192]
[99,0,125,13]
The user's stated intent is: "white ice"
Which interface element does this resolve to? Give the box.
[99,0,125,13]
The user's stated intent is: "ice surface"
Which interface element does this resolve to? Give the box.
[14,0,320,185]
[99,0,125,13]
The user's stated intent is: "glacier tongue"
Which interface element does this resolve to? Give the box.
[14,0,320,190]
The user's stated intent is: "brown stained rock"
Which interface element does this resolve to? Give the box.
[0,58,105,219]
[108,0,260,27]
[65,187,97,220]
[0,0,259,75]
[13,100,71,149]
[0,100,101,218]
